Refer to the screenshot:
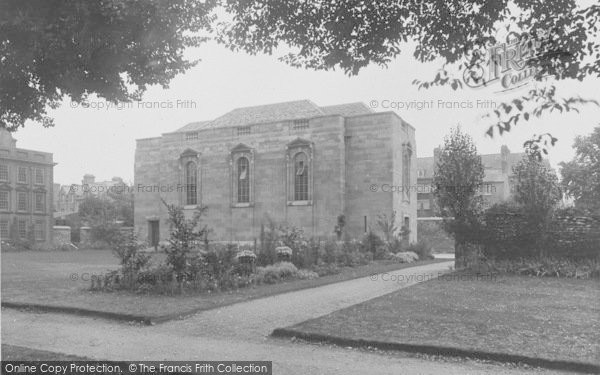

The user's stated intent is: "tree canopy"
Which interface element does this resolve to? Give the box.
[2,0,598,149]
[0,0,217,130]
[217,1,599,154]
[559,126,600,211]
[433,127,484,266]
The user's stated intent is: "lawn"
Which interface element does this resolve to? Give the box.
[1,344,92,361]
[1,249,444,323]
[275,271,600,367]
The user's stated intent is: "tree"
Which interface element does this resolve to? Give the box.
[512,155,561,255]
[333,214,346,240]
[78,195,132,226]
[433,127,484,267]
[162,200,209,291]
[218,1,600,153]
[0,0,217,130]
[559,126,600,212]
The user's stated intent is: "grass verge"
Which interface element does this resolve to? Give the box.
[1,249,446,324]
[1,344,93,361]
[272,271,600,373]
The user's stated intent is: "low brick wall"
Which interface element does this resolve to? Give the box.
[482,204,600,258]
[53,226,72,246]
[548,215,600,258]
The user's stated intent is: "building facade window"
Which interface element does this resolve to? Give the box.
[17,191,28,211]
[0,165,8,181]
[294,153,309,201]
[286,138,313,204]
[0,191,9,210]
[179,149,200,206]
[17,166,27,183]
[35,192,45,212]
[34,220,45,240]
[230,144,254,206]
[34,168,44,184]
[185,161,197,205]
[237,126,251,136]
[292,119,309,130]
[237,157,250,203]
[18,219,27,239]
[185,132,198,141]
[0,219,8,238]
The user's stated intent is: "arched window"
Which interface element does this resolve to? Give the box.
[237,157,250,203]
[185,161,197,205]
[294,152,309,201]
[402,143,412,202]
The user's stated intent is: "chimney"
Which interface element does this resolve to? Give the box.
[82,174,95,185]
[433,146,442,174]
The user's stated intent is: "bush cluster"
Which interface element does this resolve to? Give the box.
[469,257,600,279]
[94,206,433,295]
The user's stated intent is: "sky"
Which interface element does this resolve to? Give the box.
[13,38,600,185]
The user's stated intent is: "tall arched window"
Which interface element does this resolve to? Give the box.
[185,161,197,205]
[237,157,250,203]
[294,152,309,201]
[402,143,412,202]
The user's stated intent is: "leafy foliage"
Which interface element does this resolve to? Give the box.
[470,257,600,279]
[512,155,561,255]
[161,200,209,285]
[559,126,600,212]
[513,156,561,215]
[433,127,485,266]
[78,194,133,227]
[218,1,600,152]
[0,0,218,130]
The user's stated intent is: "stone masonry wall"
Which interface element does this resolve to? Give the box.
[135,112,418,243]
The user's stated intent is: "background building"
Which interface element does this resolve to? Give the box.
[54,175,128,219]
[134,100,417,245]
[0,129,54,246]
[416,145,527,217]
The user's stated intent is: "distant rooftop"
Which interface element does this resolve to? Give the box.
[175,100,374,133]
[417,147,527,179]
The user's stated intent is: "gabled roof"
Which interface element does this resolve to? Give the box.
[177,121,213,133]
[320,102,374,117]
[209,100,324,129]
[175,100,375,133]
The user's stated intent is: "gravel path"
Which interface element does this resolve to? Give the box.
[2,261,556,374]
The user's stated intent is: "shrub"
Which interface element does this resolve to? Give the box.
[469,257,600,279]
[89,222,122,247]
[361,230,384,255]
[387,237,404,253]
[257,220,278,266]
[297,269,319,280]
[405,239,434,260]
[311,263,341,277]
[390,251,419,263]
[319,240,341,264]
[373,244,391,260]
[256,262,299,284]
[338,240,371,267]
[161,201,209,290]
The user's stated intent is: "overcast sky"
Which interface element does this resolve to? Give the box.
[13,39,600,185]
